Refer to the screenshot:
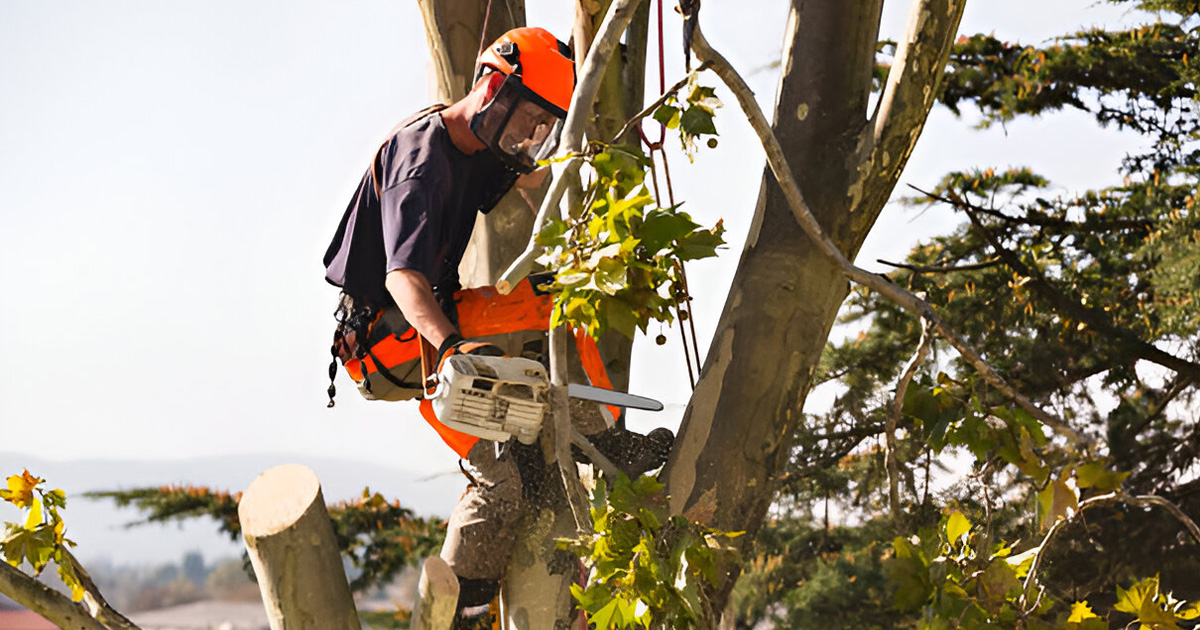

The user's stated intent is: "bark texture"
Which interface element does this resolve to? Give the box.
[410,557,459,630]
[0,562,112,630]
[663,0,964,612]
[239,465,360,630]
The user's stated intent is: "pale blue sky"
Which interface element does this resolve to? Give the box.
[1,0,1147,476]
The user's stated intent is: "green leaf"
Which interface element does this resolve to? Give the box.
[639,211,700,255]
[590,597,620,630]
[652,105,680,128]
[2,525,56,573]
[979,559,1020,600]
[1037,473,1078,529]
[536,217,570,247]
[679,106,717,136]
[685,85,721,112]
[674,223,725,261]
[1075,461,1131,491]
[888,537,932,611]
[1005,546,1039,579]
[594,257,627,295]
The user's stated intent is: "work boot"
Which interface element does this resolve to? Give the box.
[577,427,674,478]
[451,577,499,630]
[451,609,495,630]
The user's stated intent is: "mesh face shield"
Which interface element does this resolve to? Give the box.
[470,74,566,173]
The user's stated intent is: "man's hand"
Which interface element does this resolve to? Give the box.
[437,333,507,368]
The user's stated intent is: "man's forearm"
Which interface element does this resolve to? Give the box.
[384,269,458,350]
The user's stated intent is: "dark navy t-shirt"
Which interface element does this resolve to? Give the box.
[324,110,517,308]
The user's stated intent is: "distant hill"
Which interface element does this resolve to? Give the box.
[0,453,465,566]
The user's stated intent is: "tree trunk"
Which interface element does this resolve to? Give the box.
[239,464,360,630]
[663,0,964,615]
[410,557,459,630]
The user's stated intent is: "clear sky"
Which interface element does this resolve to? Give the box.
[1,0,1148,480]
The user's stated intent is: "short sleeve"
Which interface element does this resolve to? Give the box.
[380,178,442,281]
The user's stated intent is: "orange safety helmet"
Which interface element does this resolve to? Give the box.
[471,27,576,172]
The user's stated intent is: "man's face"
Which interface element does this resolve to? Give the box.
[497,99,559,160]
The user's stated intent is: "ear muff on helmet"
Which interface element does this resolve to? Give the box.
[471,27,575,172]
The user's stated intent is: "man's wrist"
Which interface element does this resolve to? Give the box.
[438,332,465,357]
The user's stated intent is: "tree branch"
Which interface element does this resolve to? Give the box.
[497,0,646,294]
[863,0,967,212]
[570,427,621,480]
[877,257,1004,274]
[957,198,1200,383]
[888,315,933,531]
[550,328,591,535]
[911,185,1155,233]
[610,66,708,145]
[1021,492,1200,611]
[689,24,1086,446]
[63,549,142,630]
[0,562,119,630]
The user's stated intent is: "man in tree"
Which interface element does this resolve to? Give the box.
[322,27,579,625]
[323,26,670,626]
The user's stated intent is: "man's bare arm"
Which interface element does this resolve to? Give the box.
[385,269,457,350]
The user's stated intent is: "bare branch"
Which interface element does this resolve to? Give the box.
[0,562,118,630]
[570,427,621,480]
[911,184,1155,232]
[550,328,591,534]
[877,257,1004,274]
[1021,492,1200,611]
[63,549,141,630]
[689,24,1086,446]
[887,315,933,530]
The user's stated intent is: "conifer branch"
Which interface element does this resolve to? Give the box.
[957,198,1200,382]
[689,23,1086,447]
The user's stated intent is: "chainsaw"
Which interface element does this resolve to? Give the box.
[428,352,663,445]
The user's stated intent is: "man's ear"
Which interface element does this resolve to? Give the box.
[482,71,505,102]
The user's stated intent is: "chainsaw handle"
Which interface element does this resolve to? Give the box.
[419,334,439,397]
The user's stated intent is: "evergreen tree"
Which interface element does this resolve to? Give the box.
[737,1,1200,627]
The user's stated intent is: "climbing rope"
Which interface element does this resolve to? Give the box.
[638,0,702,390]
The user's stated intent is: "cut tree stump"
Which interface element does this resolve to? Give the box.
[410,556,459,630]
[238,464,360,630]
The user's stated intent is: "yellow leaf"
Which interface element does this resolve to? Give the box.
[946,511,971,544]
[24,496,43,530]
[1178,601,1200,621]
[1038,473,1078,530]
[2,470,42,509]
[1069,601,1099,622]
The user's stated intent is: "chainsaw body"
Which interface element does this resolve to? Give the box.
[430,354,550,445]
